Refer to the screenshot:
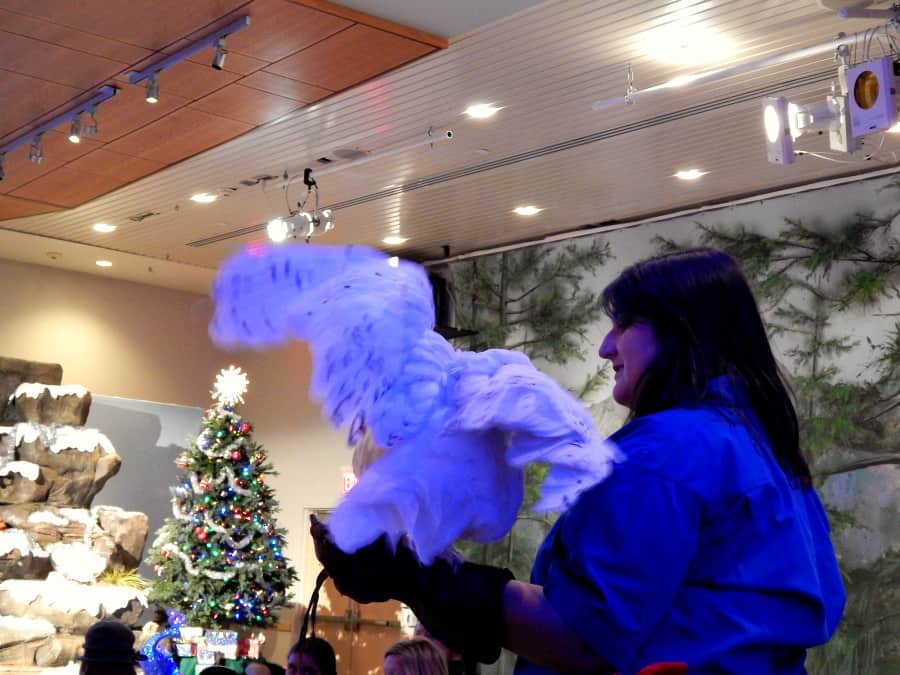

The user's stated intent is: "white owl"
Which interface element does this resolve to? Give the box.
[210,244,619,564]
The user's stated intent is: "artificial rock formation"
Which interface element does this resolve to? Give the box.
[0,358,149,668]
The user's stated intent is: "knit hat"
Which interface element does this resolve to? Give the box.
[79,621,148,663]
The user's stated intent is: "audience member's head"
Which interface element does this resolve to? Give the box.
[384,638,449,675]
[286,636,337,675]
[78,620,146,675]
[198,667,237,675]
[245,662,274,675]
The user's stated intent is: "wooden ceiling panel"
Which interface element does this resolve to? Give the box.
[224,0,352,62]
[65,149,166,184]
[104,107,252,164]
[0,31,127,88]
[0,195,62,220]
[0,9,152,64]
[10,165,131,207]
[263,23,434,91]
[85,85,190,143]
[239,70,332,102]
[0,131,101,194]
[0,0,251,51]
[0,72,82,140]
[0,0,445,215]
[189,83,302,125]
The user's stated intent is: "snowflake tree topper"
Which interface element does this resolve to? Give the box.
[212,365,249,407]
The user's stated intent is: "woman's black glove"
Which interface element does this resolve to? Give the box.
[310,515,514,664]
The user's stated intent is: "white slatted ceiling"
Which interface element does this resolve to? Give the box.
[3,0,899,282]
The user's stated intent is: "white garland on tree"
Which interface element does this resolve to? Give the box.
[159,543,260,581]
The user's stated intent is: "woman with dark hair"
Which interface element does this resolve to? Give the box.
[285,637,337,675]
[312,249,845,674]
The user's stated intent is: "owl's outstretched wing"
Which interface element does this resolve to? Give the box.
[210,244,619,563]
[450,352,621,512]
[210,244,451,448]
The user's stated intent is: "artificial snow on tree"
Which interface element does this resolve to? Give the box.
[146,367,296,628]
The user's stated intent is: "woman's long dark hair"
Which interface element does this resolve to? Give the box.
[600,248,811,484]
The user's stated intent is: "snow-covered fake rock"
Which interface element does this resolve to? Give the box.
[0,573,146,632]
[47,543,105,584]
[0,529,51,581]
[0,357,62,425]
[12,424,120,507]
[0,460,48,504]
[11,384,91,427]
[0,614,55,646]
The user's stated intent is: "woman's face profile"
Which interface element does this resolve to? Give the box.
[599,319,660,409]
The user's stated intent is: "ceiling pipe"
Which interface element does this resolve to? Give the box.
[281,128,454,189]
[591,18,899,112]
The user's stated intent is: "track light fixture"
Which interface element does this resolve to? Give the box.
[68,114,82,144]
[0,85,117,182]
[129,16,249,103]
[266,169,336,243]
[29,134,43,164]
[145,73,160,104]
[213,38,227,71]
[82,106,99,137]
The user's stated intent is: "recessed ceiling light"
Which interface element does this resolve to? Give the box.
[513,205,543,216]
[641,24,734,67]
[673,169,708,181]
[383,235,408,245]
[190,192,218,204]
[92,223,117,233]
[464,103,501,119]
[95,260,113,268]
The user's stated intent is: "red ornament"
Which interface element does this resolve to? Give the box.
[198,530,209,542]
[240,422,251,433]
[231,451,243,461]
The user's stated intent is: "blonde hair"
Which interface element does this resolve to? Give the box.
[384,637,449,675]
[352,428,385,477]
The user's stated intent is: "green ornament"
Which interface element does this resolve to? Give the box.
[216,430,226,438]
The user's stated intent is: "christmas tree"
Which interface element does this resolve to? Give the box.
[147,366,297,628]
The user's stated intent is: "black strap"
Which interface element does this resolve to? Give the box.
[299,568,329,642]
